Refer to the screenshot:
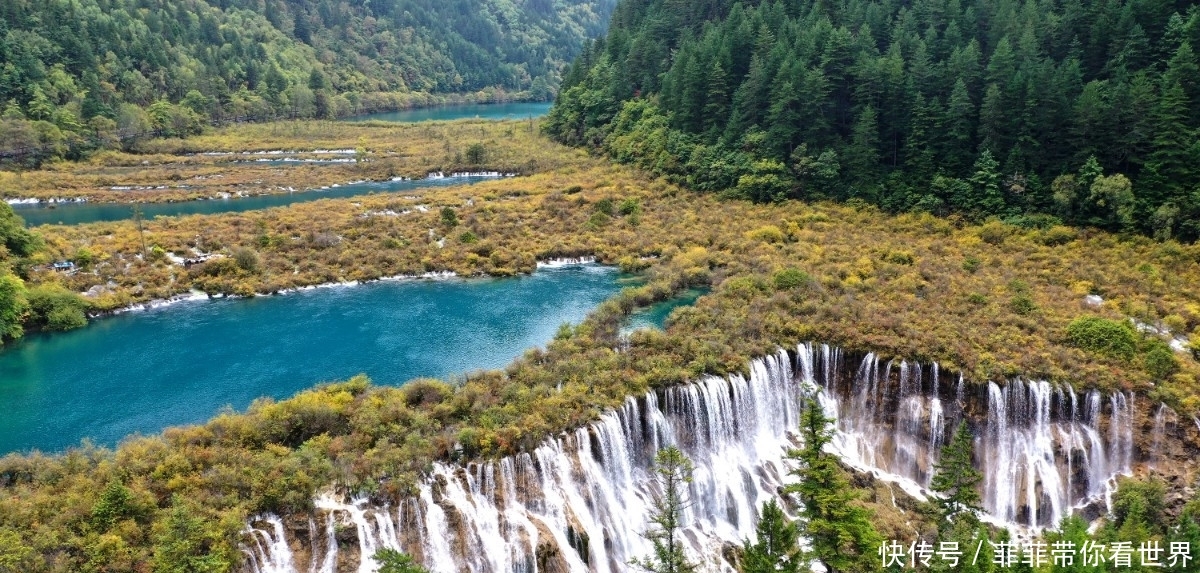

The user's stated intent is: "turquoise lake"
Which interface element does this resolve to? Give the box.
[0,264,627,454]
[344,101,551,122]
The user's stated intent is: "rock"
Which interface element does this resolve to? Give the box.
[1084,294,1103,306]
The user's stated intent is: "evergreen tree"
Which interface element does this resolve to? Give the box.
[843,105,881,194]
[740,499,802,573]
[928,422,983,527]
[631,446,697,573]
[963,149,1006,218]
[786,397,882,573]
[703,60,730,139]
[375,549,430,573]
[942,78,976,175]
[1140,79,1199,224]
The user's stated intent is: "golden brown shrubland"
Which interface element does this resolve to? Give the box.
[1,123,1199,570]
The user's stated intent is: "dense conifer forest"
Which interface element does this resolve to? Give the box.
[546,0,1200,241]
[0,0,615,163]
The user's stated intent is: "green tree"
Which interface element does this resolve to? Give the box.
[786,397,882,573]
[732,159,793,203]
[375,549,430,573]
[1041,515,1099,573]
[0,528,34,573]
[740,499,802,573]
[465,142,488,164]
[942,79,976,174]
[26,283,89,332]
[0,203,40,257]
[1086,174,1136,231]
[151,497,232,573]
[91,481,138,531]
[843,105,881,191]
[1166,505,1200,573]
[631,446,696,573]
[963,150,1005,218]
[929,422,983,527]
[0,273,29,342]
[1066,316,1138,359]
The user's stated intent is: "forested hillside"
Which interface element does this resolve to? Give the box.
[0,0,615,163]
[546,0,1200,241]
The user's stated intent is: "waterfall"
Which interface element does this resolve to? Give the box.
[814,352,1139,530]
[241,515,296,573]
[1150,403,1177,467]
[243,344,1162,572]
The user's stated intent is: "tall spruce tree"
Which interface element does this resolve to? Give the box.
[786,397,882,573]
[632,446,697,573]
[740,499,802,573]
[929,421,983,527]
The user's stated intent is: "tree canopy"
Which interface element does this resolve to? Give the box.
[547,0,1200,241]
[0,0,616,164]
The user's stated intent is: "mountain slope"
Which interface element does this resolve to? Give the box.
[546,0,1200,241]
[0,0,615,162]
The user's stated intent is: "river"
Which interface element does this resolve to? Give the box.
[14,174,499,227]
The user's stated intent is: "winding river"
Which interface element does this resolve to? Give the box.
[0,264,628,454]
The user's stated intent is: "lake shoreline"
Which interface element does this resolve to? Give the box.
[1,259,624,454]
[85,258,601,320]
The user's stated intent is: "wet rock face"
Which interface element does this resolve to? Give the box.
[244,344,1200,572]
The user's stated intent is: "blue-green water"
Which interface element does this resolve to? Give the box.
[624,288,709,333]
[15,175,497,227]
[345,101,552,122]
[0,264,623,454]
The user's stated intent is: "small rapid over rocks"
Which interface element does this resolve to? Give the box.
[242,343,1196,573]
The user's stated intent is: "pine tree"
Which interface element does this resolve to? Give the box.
[929,421,983,527]
[631,446,697,573]
[963,149,1006,218]
[1140,79,1198,217]
[942,78,976,175]
[904,92,938,186]
[843,105,881,193]
[740,499,802,573]
[786,397,882,573]
[702,60,730,139]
